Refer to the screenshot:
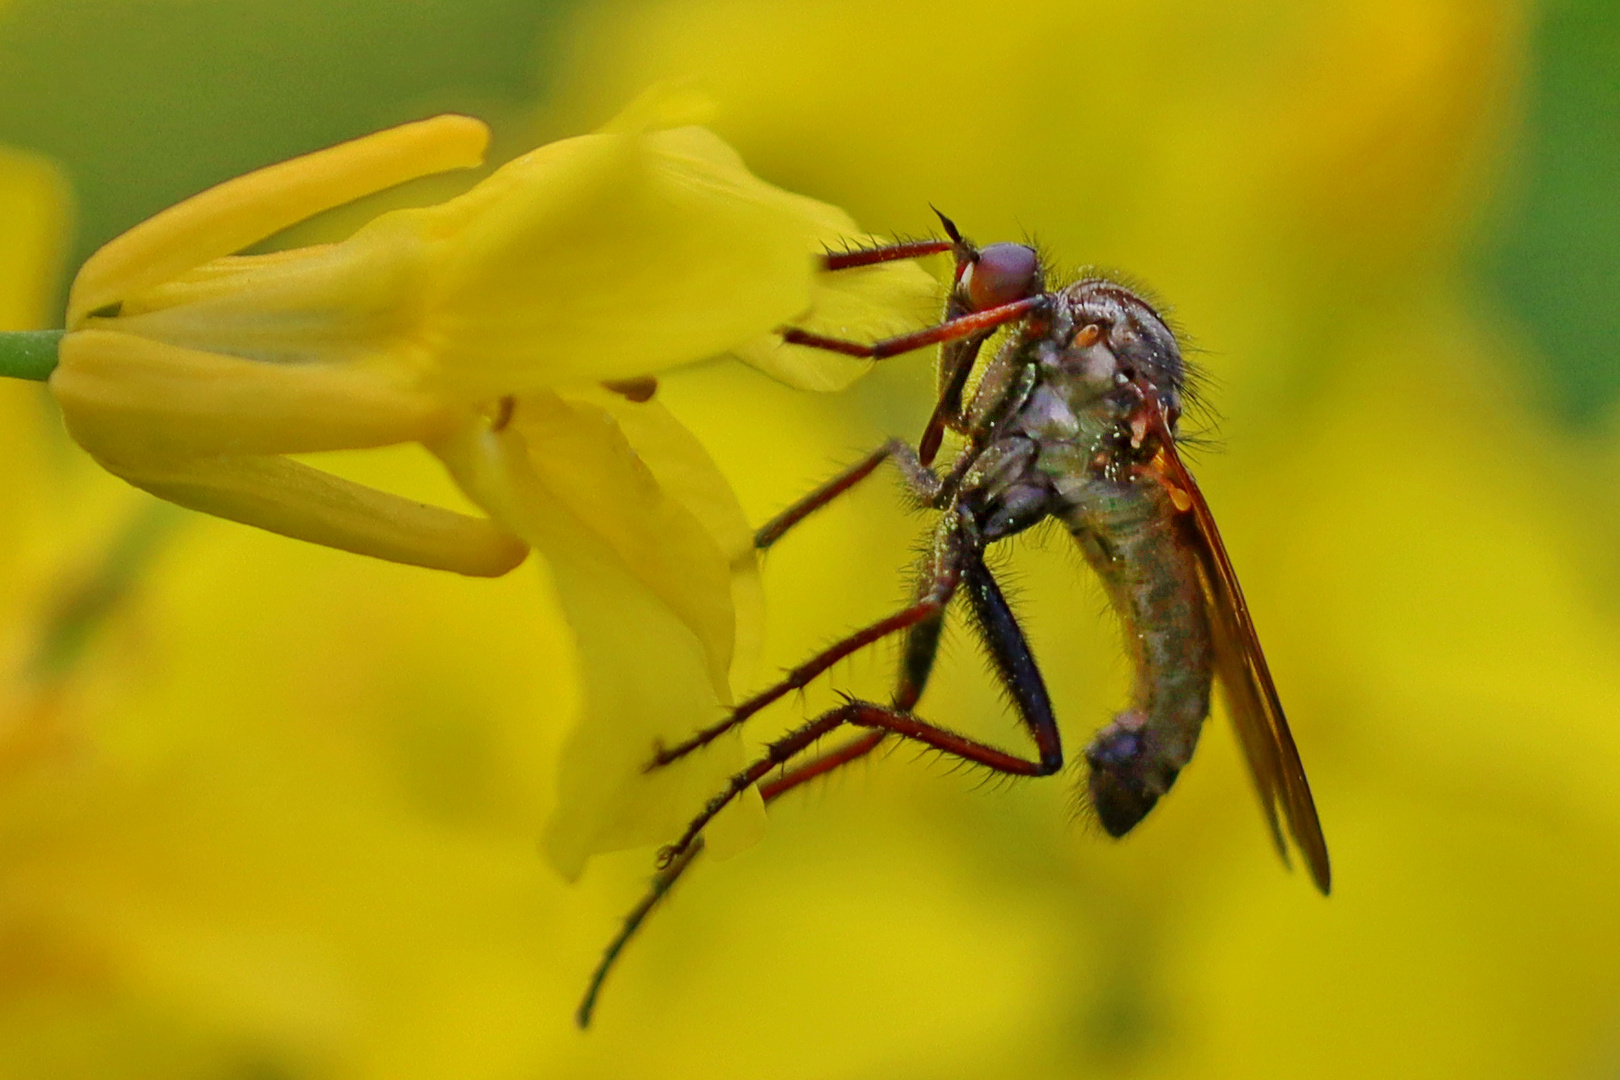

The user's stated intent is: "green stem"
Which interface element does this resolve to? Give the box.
[0,329,64,381]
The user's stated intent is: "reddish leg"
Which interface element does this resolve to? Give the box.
[846,701,1059,774]
[657,707,863,866]
[649,512,970,767]
[754,438,944,552]
[575,836,704,1029]
[822,239,952,271]
[780,296,1043,360]
[753,443,895,552]
[658,690,1061,869]
[575,730,888,1029]
[758,731,888,800]
[748,582,940,805]
[647,589,953,766]
[658,553,1062,863]
[577,556,1054,1028]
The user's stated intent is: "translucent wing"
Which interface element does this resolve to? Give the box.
[1146,423,1331,894]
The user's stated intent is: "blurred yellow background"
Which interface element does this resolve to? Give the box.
[4,0,1620,1077]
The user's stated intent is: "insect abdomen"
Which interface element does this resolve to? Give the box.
[1064,481,1214,835]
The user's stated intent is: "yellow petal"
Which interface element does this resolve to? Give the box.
[726,196,940,391]
[67,114,489,327]
[499,390,738,701]
[54,330,449,457]
[110,451,528,578]
[438,417,759,878]
[537,530,759,879]
[565,384,765,693]
[731,251,942,391]
[402,124,821,393]
[80,234,431,375]
[561,385,769,859]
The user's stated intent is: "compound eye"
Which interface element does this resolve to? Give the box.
[963,242,1039,311]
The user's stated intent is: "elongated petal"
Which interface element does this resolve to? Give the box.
[54,330,449,457]
[107,451,528,578]
[439,417,763,878]
[67,115,489,327]
[82,234,430,374]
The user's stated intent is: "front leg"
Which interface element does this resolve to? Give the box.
[779,296,1042,361]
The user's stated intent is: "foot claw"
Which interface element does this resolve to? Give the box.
[644,740,668,773]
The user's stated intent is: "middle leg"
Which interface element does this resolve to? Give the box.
[753,438,944,552]
[575,725,890,1028]
[577,552,1056,1026]
[656,562,952,862]
[657,552,1063,863]
[650,509,971,767]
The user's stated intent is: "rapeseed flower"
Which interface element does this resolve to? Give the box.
[51,103,928,577]
[44,98,937,873]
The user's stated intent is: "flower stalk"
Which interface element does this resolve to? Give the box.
[0,329,62,381]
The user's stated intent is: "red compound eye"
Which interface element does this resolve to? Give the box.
[964,242,1040,311]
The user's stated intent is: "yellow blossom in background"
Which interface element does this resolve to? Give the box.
[0,138,84,754]
[0,149,63,332]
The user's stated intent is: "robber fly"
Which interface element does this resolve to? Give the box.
[575,213,1329,1027]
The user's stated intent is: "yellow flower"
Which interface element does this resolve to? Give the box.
[439,385,772,876]
[50,113,822,579]
[51,103,934,575]
[45,98,938,873]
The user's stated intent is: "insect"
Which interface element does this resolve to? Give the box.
[575,213,1330,1027]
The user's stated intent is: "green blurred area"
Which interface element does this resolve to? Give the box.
[1485,0,1620,423]
[0,0,576,278]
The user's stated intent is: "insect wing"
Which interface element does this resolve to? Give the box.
[1150,436,1332,894]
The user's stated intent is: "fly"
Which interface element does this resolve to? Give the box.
[576,212,1330,1027]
